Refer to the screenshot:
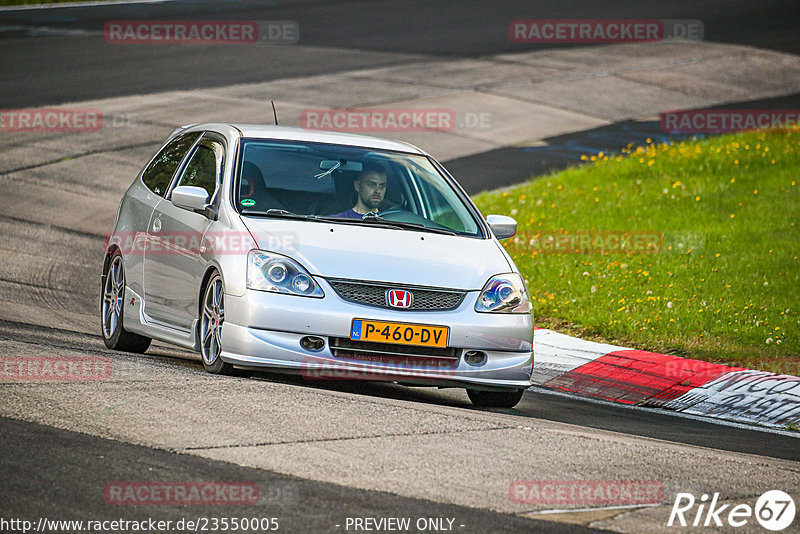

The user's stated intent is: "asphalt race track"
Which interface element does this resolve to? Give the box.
[1,0,799,107]
[1,2,799,533]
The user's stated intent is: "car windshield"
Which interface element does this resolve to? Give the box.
[234,139,483,237]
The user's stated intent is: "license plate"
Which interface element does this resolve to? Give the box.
[350,319,449,348]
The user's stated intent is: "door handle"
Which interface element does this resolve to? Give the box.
[152,218,162,233]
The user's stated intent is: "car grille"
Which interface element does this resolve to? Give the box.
[329,337,460,368]
[326,279,466,311]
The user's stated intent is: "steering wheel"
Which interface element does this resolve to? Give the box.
[376,207,406,218]
[377,207,456,232]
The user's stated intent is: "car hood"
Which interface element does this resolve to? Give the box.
[240,218,512,290]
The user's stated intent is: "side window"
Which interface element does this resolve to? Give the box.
[141,133,200,196]
[174,138,224,198]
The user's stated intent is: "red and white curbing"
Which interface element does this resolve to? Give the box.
[532,328,800,429]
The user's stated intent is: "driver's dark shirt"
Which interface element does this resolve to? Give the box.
[331,209,365,219]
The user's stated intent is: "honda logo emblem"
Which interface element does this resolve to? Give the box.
[386,289,413,309]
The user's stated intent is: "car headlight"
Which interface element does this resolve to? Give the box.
[247,250,324,298]
[475,273,532,313]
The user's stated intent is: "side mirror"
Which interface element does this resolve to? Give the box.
[171,186,214,217]
[486,214,517,240]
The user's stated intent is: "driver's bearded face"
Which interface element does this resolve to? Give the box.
[355,172,387,211]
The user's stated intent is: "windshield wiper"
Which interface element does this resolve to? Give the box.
[243,210,457,235]
[240,209,315,220]
[361,213,456,235]
[312,214,406,231]
[317,213,457,235]
[379,220,457,236]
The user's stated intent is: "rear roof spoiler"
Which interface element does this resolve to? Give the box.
[167,123,199,139]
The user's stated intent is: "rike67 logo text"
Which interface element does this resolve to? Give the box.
[668,490,795,531]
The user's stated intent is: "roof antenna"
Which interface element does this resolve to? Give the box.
[271,100,279,125]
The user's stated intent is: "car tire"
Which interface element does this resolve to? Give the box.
[101,252,152,353]
[199,272,236,375]
[466,388,525,408]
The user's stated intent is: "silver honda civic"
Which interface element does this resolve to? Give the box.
[101,123,533,407]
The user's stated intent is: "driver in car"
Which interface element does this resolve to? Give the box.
[332,163,387,218]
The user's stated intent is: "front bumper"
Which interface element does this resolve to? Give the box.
[220,280,533,390]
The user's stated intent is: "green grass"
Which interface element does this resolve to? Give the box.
[473,129,800,370]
